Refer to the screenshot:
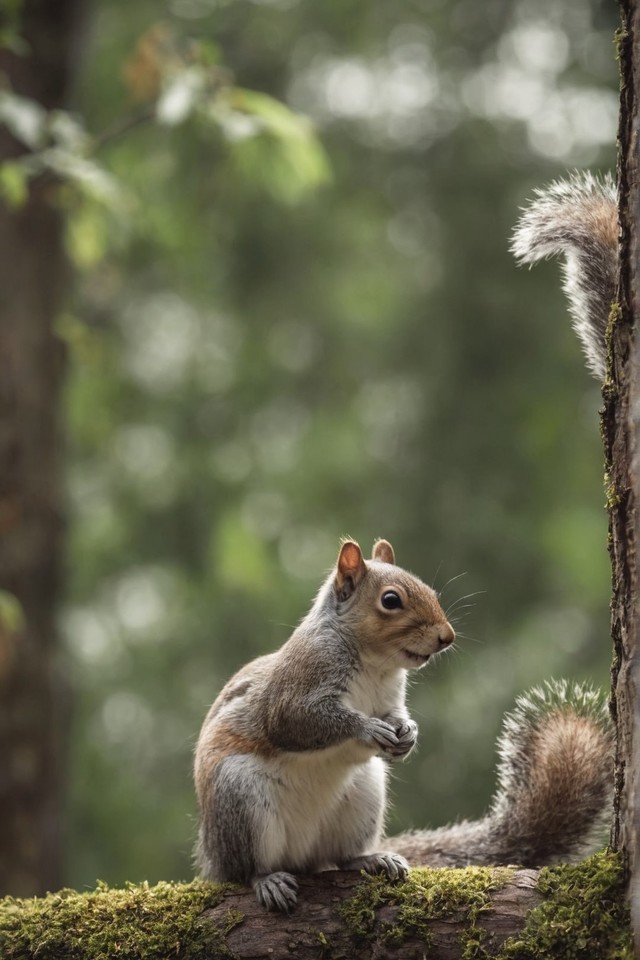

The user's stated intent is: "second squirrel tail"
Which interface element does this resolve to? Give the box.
[511,172,617,381]
[388,680,613,868]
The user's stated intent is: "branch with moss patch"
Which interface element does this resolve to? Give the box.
[0,852,630,960]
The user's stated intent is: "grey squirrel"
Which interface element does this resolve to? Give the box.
[194,174,616,911]
[195,542,612,911]
[194,538,455,911]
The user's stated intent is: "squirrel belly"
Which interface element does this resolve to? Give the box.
[388,679,613,868]
[194,537,455,911]
[511,171,617,381]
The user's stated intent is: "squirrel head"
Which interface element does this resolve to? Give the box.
[333,538,455,670]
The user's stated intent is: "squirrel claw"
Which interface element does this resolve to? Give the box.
[254,871,299,912]
[395,719,418,742]
[340,852,410,881]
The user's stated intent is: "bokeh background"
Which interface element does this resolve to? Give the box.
[1,0,618,892]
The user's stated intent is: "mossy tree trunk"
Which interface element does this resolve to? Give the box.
[0,0,83,897]
[609,0,640,946]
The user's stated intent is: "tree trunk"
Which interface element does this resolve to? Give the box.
[0,0,83,897]
[609,0,640,950]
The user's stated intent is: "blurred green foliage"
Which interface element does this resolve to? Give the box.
[10,0,619,887]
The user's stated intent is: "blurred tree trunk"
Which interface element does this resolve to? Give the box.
[0,0,83,896]
[609,0,640,946]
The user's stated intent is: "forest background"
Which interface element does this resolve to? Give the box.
[0,0,618,891]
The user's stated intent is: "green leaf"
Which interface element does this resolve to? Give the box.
[0,29,29,55]
[231,87,316,142]
[0,0,27,55]
[191,39,221,68]
[217,87,331,201]
[40,148,128,208]
[0,160,28,207]
[66,200,111,268]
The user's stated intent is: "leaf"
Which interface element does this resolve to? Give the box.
[48,110,90,152]
[40,148,127,208]
[0,0,27,55]
[0,160,28,207]
[156,66,207,126]
[192,39,221,68]
[0,89,47,148]
[231,87,315,141]
[122,23,172,103]
[215,87,331,201]
[0,29,28,55]
[66,200,111,268]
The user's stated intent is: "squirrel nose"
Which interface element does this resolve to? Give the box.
[437,622,455,649]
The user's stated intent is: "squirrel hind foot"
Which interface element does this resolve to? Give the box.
[254,871,299,912]
[340,851,410,881]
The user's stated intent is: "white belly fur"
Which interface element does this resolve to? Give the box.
[255,665,405,874]
[255,745,386,872]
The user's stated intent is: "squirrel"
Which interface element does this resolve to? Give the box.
[510,170,617,381]
[194,537,455,911]
[195,537,613,911]
[195,174,617,910]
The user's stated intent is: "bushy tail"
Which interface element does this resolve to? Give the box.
[389,680,613,868]
[511,172,617,381]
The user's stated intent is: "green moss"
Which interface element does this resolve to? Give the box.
[339,864,514,957]
[0,879,243,960]
[605,471,621,509]
[615,26,630,63]
[606,301,622,346]
[0,854,631,959]
[339,854,630,959]
[602,303,623,404]
[496,851,632,960]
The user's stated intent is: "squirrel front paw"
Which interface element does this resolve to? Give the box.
[254,871,299,912]
[362,717,402,756]
[382,717,418,760]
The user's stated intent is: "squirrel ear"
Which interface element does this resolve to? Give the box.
[335,540,366,602]
[371,539,395,565]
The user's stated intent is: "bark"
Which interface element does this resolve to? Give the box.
[610,0,640,951]
[0,0,84,896]
[202,869,540,960]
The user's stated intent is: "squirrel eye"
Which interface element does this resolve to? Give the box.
[381,590,403,611]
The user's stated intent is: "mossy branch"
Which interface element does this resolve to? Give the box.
[0,852,630,960]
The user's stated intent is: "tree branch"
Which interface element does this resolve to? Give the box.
[91,104,157,152]
[0,855,630,960]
